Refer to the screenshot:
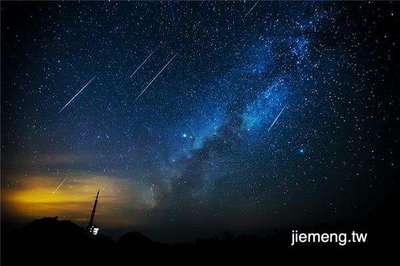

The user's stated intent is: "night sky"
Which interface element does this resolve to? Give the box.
[1,1,399,241]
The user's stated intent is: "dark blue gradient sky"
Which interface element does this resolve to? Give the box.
[2,2,398,241]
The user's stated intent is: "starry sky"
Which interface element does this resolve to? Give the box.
[1,1,399,241]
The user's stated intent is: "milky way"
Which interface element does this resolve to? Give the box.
[2,2,398,241]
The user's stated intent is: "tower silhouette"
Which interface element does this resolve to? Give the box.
[87,189,100,234]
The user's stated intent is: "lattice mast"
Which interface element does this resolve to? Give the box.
[87,189,100,232]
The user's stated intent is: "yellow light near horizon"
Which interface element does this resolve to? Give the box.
[4,175,104,222]
[2,173,155,228]
[10,188,90,204]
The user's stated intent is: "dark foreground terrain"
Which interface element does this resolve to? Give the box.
[2,200,399,265]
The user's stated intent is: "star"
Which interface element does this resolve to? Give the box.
[1,1,394,243]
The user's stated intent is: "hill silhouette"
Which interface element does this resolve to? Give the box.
[2,196,399,265]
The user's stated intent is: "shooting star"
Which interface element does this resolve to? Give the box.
[244,1,259,18]
[135,53,177,102]
[52,178,67,194]
[268,105,287,132]
[59,75,96,113]
[129,50,155,79]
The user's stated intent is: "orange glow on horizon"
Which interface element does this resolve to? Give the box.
[2,173,155,228]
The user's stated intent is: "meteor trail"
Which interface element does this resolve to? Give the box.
[268,105,286,132]
[52,178,67,194]
[244,1,259,18]
[129,50,155,79]
[59,75,96,113]
[135,54,177,102]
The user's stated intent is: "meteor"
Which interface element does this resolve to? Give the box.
[244,1,259,18]
[52,178,67,194]
[129,50,155,79]
[59,75,96,113]
[268,105,286,132]
[135,54,177,102]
